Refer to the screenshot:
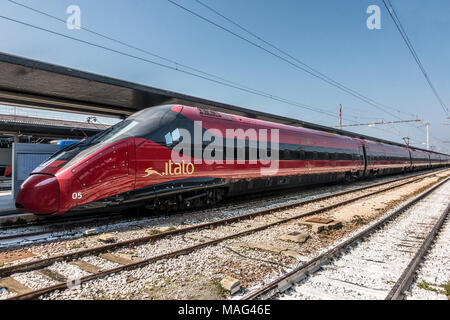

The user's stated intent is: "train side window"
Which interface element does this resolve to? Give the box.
[172,128,181,143]
[164,132,172,145]
[164,128,182,146]
[318,152,328,160]
[317,152,323,160]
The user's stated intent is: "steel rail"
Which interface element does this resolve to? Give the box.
[0,210,131,230]
[2,169,446,280]
[0,168,445,231]
[6,175,449,299]
[0,169,444,245]
[385,203,450,300]
[241,177,450,300]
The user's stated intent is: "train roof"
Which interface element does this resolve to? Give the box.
[0,52,447,156]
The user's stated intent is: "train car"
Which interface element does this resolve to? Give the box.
[440,153,447,166]
[16,105,366,215]
[409,148,431,170]
[15,104,448,216]
[428,151,442,168]
[361,140,411,176]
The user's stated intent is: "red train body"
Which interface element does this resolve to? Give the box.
[15,105,449,215]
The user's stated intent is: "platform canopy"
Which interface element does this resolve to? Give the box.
[0,52,440,153]
[0,114,106,139]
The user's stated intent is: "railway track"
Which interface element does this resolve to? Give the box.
[0,169,447,300]
[0,169,445,249]
[405,216,450,300]
[242,178,449,300]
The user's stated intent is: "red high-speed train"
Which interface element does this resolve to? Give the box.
[16,105,449,215]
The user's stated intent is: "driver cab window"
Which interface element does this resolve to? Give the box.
[165,128,181,146]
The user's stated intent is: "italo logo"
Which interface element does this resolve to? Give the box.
[143,160,195,177]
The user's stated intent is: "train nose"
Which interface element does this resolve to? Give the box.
[15,174,60,215]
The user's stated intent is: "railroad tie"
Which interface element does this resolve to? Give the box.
[99,253,134,265]
[69,261,100,274]
[36,268,67,283]
[0,277,32,295]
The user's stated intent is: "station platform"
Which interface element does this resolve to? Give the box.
[0,191,15,215]
[0,191,39,224]
[0,178,11,191]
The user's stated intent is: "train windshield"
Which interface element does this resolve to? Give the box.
[84,120,139,145]
[41,119,139,168]
[40,105,178,169]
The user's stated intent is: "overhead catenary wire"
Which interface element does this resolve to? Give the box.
[0,14,371,126]
[0,17,420,147]
[167,0,417,121]
[382,0,448,115]
[192,0,417,119]
[7,0,419,129]
[380,0,449,150]
[2,2,437,148]
[170,0,435,146]
[190,0,447,149]
[170,0,441,148]
[5,0,377,124]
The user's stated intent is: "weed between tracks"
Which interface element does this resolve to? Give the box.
[1,218,28,227]
[69,241,86,250]
[351,215,368,225]
[212,279,226,298]
[417,281,450,297]
[15,218,27,225]
[0,221,13,227]
[4,171,449,300]
[370,174,449,217]
[148,229,161,235]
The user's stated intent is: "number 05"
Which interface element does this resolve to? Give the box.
[72,192,82,200]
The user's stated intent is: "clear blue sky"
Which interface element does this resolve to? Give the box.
[0,0,449,152]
